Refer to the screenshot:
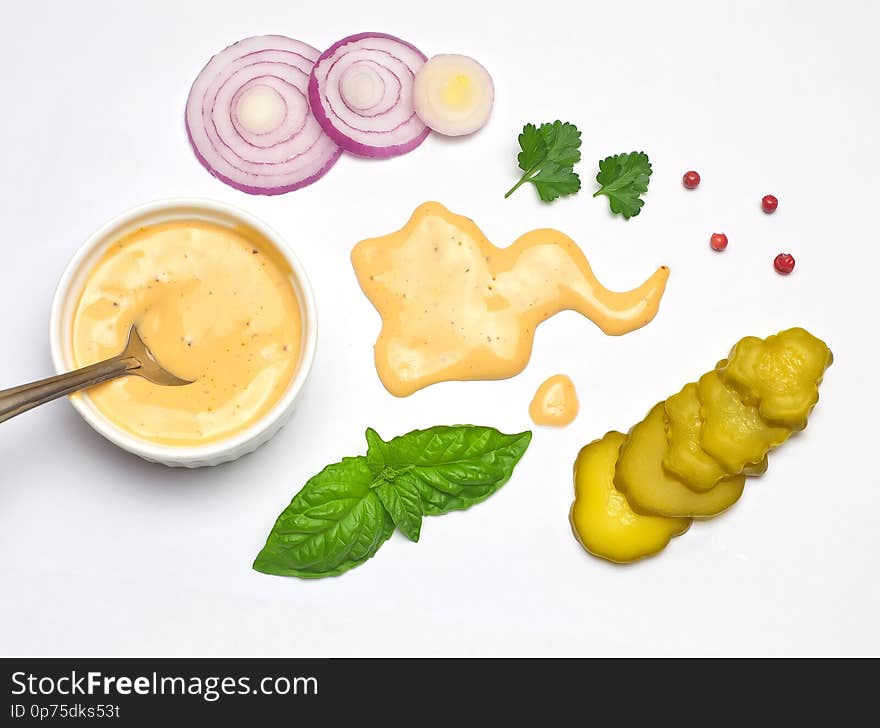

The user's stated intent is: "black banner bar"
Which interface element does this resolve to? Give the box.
[2,657,872,722]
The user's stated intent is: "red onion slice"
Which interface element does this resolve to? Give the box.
[186,35,342,195]
[308,33,429,159]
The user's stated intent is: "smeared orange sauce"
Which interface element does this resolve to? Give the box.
[71,220,302,446]
[529,374,579,426]
[351,202,669,397]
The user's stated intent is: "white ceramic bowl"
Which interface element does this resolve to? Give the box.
[49,198,317,467]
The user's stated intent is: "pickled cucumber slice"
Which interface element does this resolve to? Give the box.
[720,328,833,430]
[663,382,728,490]
[571,432,690,563]
[664,381,769,489]
[615,403,746,518]
[699,370,790,473]
[744,456,769,477]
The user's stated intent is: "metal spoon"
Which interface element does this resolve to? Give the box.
[0,326,192,424]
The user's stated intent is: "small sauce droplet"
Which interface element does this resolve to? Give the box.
[529,374,579,427]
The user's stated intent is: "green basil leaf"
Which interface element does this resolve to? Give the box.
[367,426,532,515]
[364,427,386,473]
[253,456,394,578]
[374,478,423,542]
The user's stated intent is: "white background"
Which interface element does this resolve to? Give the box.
[1,0,877,656]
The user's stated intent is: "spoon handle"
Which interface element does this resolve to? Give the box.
[0,356,139,423]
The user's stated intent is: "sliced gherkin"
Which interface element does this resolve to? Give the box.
[698,370,790,474]
[719,328,832,430]
[570,431,690,563]
[664,382,728,490]
[664,381,769,490]
[615,403,746,518]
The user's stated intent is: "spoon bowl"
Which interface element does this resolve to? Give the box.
[121,326,192,386]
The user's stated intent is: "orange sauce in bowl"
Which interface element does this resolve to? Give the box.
[71,220,302,446]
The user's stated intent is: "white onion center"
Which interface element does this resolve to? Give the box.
[235,84,287,134]
[412,54,494,137]
[339,64,387,112]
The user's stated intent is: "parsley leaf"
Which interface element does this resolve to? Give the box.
[530,162,581,202]
[505,121,582,202]
[516,123,547,171]
[537,121,582,167]
[593,151,653,219]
